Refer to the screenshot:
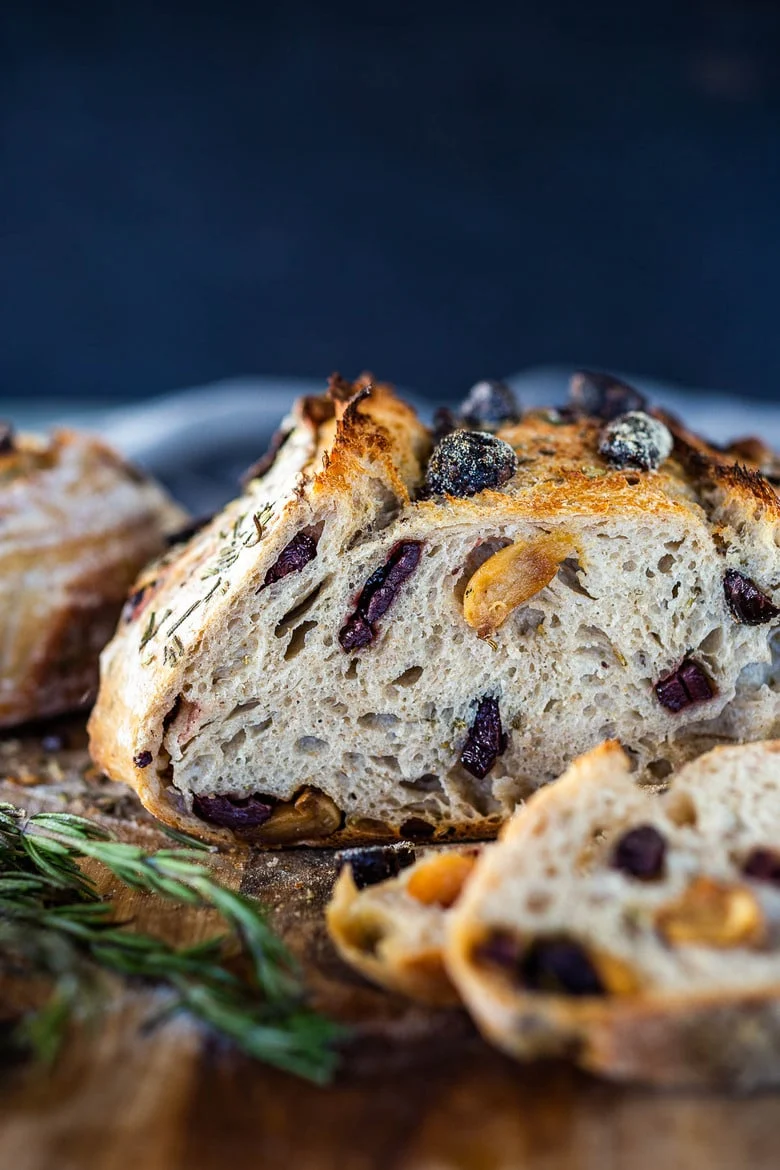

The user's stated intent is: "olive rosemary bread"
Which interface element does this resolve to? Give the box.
[447,739,780,1088]
[0,425,183,727]
[89,371,780,846]
[327,844,478,1004]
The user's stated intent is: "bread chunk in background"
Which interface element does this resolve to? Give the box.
[88,371,780,847]
[447,739,780,1089]
[0,426,184,727]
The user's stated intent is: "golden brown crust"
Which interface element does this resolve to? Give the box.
[89,375,780,849]
[0,428,183,728]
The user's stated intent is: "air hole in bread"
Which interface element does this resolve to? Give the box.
[400,818,435,839]
[223,698,262,722]
[345,658,359,680]
[274,580,328,637]
[658,554,675,574]
[342,915,386,955]
[448,768,500,818]
[295,736,329,755]
[284,619,317,660]
[556,556,595,599]
[370,755,401,773]
[453,537,512,604]
[358,712,400,730]
[647,758,673,781]
[698,627,725,657]
[223,727,247,754]
[517,607,545,634]
[392,665,424,687]
[400,773,444,796]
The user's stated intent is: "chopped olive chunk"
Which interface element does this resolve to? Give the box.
[724,570,780,626]
[611,825,666,880]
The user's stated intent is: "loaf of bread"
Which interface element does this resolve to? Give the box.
[448,740,780,1089]
[88,371,780,846]
[0,426,183,727]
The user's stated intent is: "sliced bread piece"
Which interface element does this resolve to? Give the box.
[327,844,479,1004]
[0,426,183,727]
[88,371,780,847]
[447,739,780,1088]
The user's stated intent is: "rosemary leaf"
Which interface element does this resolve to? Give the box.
[0,805,342,1081]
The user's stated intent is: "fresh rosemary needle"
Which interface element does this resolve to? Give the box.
[0,804,342,1083]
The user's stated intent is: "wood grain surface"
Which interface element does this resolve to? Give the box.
[0,718,778,1170]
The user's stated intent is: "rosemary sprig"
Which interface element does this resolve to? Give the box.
[0,804,341,1083]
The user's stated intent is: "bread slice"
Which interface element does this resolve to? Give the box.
[326,844,479,1004]
[447,739,780,1088]
[0,427,183,727]
[88,371,780,847]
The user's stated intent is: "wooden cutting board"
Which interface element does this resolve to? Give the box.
[0,719,778,1170]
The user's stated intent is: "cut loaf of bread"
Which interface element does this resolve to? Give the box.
[89,372,780,846]
[0,427,183,727]
[447,739,780,1088]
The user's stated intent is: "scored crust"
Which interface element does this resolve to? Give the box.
[446,739,780,1089]
[0,429,183,727]
[88,372,780,848]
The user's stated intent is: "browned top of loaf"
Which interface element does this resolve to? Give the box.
[87,372,780,844]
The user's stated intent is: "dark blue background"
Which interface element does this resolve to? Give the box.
[2,0,780,402]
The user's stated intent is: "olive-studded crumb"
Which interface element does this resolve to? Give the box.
[598,411,673,472]
[569,370,647,420]
[611,824,666,880]
[460,696,507,779]
[337,843,417,889]
[521,937,606,996]
[655,658,715,712]
[742,848,780,884]
[339,541,422,651]
[474,930,522,970]
[133,750,153,769]
[262,531,319,587]
[426,431,518,498]
[192,792,276,830]
[724,569,780,626]
[458,380,520,428]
